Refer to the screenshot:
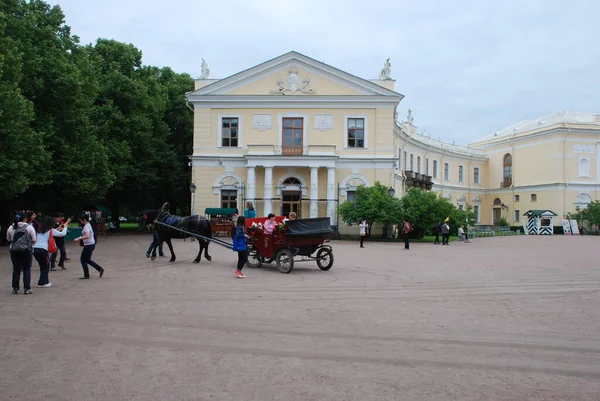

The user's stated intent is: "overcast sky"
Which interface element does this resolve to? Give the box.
[50,0,599,145]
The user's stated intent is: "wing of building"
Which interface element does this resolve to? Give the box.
[186,52,600,232]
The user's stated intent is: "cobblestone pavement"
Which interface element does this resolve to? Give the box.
[1,234,599,401]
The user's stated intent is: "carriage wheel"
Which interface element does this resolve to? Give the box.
[316,248,334,270]
[275,249,294,274]
[246,247,263,268]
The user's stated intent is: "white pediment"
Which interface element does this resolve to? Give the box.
[472,195,482,203]
[457,195,467,202]
[187,51,404,99]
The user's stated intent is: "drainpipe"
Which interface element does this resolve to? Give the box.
[564,127,571,218]
[509,133,516,223]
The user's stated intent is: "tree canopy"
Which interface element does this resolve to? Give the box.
[338,185,476,238]
[0,0,194,230]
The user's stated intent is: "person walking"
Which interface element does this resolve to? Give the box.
[145,222,165,258]
[402,218,411,250]
[244,202,256,218]
[50,215,70,271]
[232,216,248,278]
[441,221,450,245]
[7,211,36,294]
[359,219,368,248]
[433,222,442,244]
[73,213,105,279]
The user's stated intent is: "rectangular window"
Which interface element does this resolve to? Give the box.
[458,204,464,210]
[398,148,402,170]
[282,117,304,155]
[347,190,357,202]
[514,194,520,202]
[426,158,430,176]
[444,163,449,181]
[474,205,480,223]
[514,210,520,222]
[433,160,438,178]
[458,165,464,182]
[417,156,421,173]
[347,118,365,148]
[410,154,414,171]
[221,117,239,147]
[531,194,537,202]
[474,167,480,184]
[404,151,408,170]
[221,190,237,209]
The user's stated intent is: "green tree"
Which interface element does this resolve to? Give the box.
[568,201,600,233]
[338,182,401,236]
[398,188,455,238]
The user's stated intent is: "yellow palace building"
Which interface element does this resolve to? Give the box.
[186,51,600,233]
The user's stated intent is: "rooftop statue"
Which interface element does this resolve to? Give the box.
[379,58,392,80]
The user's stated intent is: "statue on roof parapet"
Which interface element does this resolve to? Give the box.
[200,58,210,79]
[379,58,392,80]
[407,109,414,125]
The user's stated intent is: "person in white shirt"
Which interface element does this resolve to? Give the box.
[6,211,37,294]
[458,225,471,243]
[73,213,105,279]
[359,219,368,248]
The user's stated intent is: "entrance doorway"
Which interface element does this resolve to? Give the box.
[281,177,302,218]
[493,208,501,224]
[282,191,301,218]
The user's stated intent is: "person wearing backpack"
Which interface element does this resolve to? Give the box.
[6,211,37,294]
[402,218,412,250]
[73,213,105,279]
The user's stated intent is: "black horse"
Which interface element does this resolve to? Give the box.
[142,203,212,263]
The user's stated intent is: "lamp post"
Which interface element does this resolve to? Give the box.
[189,182,197,215]
[388,186,395,197]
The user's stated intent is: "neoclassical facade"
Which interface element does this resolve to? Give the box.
[186,52,600,232]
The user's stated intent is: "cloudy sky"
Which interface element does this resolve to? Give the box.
[50,0,599,144]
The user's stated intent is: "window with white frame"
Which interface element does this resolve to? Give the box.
[444,163,449,181]
[398,148,402,170]
[426,158,430,176]
[473,205,480,223]
[514,194,520,202]
[433,160,438,178]
[531,194,537,202]
[458,204,464,210]
[220,117,240,147]
[417,156,421,173]
[221,190,237,209]
[347,190,357,202]
[514,209,520,222]
[404,151,408,170]
[458,165,464,182]
[473,167,480,184]
[346,117,366,148]
[410,154,414,171]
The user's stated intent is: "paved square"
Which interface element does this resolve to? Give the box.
[1,234,599,400]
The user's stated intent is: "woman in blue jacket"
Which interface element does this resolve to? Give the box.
[243,202,256,218]
[232,216,249,278]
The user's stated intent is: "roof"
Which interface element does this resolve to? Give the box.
[523,210,558,217]
[187,51,404,98]
[475,111,600,143]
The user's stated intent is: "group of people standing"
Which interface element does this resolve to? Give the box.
[7,211,105,294]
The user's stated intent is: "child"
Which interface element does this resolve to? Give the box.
[232,216,248,278]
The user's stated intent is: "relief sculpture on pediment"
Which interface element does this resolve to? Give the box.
[270,65,315,94]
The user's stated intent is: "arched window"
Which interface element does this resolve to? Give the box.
[493,198,502,206]
[579,158,590,177]
[283,177,301,185]
[502,154,512,187]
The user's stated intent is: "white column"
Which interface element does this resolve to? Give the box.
[326,167,336,225]
[246,167,256,208]
[310,167,319,218]
[264,166,273,216]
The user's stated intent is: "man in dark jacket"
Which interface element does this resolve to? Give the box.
[433,222,442,244]
[441,221,450,245]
